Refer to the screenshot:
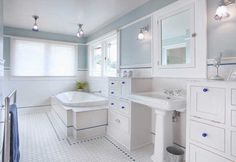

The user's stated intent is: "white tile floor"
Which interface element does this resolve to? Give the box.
[18,109,154,162]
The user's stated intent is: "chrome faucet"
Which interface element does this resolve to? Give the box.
[163,89,175,96]
[163,89,185,97]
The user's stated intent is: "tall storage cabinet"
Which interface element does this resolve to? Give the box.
[107,77,152,151]
[186,81,236,162]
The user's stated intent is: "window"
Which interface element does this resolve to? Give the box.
[89,33,118,77]
[11,38,77,76]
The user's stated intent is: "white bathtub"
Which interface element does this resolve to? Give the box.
[55,91,108,107]
[51,91,108,139]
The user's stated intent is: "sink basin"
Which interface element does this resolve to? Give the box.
[128,92,186,111]
[128,91,186,162]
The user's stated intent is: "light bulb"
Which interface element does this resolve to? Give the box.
[79,30,84,35]
[215,5,230,20]
[76,32,81,38]
[32,15,39,31]
[76,24,84,37]
[138,32,144,40]
[32,24,39,31]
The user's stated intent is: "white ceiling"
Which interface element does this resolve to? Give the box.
[4,0,150,36]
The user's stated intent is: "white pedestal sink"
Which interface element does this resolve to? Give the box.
[128,92,186,162]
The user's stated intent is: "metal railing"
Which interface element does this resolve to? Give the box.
[3,90,17,162]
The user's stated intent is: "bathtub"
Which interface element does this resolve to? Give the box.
[55,91,108,107]
[51,91,108,139]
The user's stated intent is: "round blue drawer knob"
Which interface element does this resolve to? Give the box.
[111,82,114,85]
[111,92,114,94]
[111,103,114,105]
[202,133,208,137]
[203,88,208,92]
[122,81,125,84]
[121,106,125,109]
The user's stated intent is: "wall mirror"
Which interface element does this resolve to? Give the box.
[161,9,193,67]
[160,7,194,68]
[152,0,207,78]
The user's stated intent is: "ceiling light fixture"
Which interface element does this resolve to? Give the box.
[214,0,235,21]
[138,26,149,40]
[32,15,39,32]
[76,24,84,38]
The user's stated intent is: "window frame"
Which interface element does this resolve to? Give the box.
[88,31,119,77]
[10,37,78,78]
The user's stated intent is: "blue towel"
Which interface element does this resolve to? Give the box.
[9,104,20,162]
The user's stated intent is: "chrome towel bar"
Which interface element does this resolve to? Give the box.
[3,90,17,162]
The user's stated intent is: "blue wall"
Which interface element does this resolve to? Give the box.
[3,37,10,68]
[207,0,236,59]
[120,18,151,67]
[3,27,88,70]
[78,45,88,70]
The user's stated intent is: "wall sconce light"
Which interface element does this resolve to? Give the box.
[138,26,149,40]
[76,24,84,38]
[32,15,39,32]
[214,0,235,21]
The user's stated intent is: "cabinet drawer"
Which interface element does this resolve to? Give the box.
[232,111,236,127]
[190,86,226,123]
[189,144,232,162]
[109,98,119,109]
[120,79,131,98]
[109,88,121,97]
[232,89,236,106]
[232,131,236,157]
[109,99,130,116]
[108,110,130,133]
[189,120,225,152]
[119,99,130,116]
[109,80,120,90]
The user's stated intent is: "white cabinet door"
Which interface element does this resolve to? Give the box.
[232,131,236,157]
[190,86,226,123]
[232,111,236,127]
[108,110,130,133]
[189,144,233,162]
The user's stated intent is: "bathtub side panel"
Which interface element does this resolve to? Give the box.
[73,109,108,129]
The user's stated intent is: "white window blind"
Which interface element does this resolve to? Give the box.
[11,38,77,76]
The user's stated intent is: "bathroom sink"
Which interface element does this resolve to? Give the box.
[128,92,186,111]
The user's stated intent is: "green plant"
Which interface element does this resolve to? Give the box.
[76,81,88,90]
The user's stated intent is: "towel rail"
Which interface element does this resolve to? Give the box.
[3,90,17,162]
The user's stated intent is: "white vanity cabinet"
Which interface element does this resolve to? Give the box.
[107,77,152,151]
[187,81,236,162]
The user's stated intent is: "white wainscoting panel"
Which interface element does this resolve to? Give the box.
[4,70,87,108]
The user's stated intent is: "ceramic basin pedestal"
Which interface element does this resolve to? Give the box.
[128,92,186,162]
[151,110,173,162]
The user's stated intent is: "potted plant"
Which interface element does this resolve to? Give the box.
[76,81,88,92]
